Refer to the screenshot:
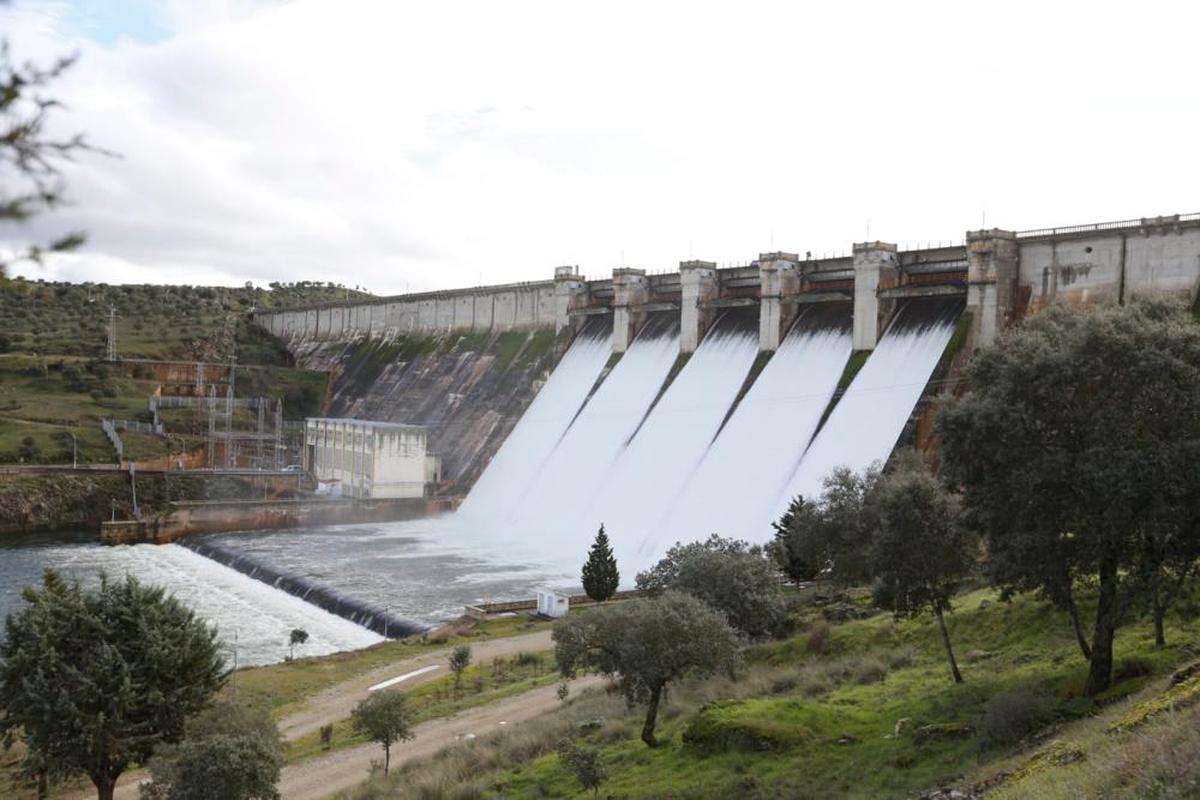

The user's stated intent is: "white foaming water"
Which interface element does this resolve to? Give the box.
[665,308,852,549]
[595,315,759,569]
[459,324,611,519]
[509,315,680,552]
[38,542,382,666]
[770,300,959,522]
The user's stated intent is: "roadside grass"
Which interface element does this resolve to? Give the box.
[341,587,1200,799]
[285,652,561,764]
[231,615,554,718]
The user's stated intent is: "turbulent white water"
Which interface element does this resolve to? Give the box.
[459,320,612,519]
[770,298,960,520]
[1,540,382,666]
[665,304,852,549]
[506,313,681,540]
[591,312,760,568]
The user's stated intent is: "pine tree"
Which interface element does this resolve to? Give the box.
[581,524,620,603]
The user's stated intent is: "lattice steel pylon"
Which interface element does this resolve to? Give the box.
[105,306,119,361]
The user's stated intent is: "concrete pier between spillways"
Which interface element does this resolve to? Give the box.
[254,212,1200,354]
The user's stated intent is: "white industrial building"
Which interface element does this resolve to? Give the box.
[303,418,439,499]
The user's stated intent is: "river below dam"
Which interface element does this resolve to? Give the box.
[0,520,577,667]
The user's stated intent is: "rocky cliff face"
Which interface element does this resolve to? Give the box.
[289,329,566,496]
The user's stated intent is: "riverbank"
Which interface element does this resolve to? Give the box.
[0,470,294,534]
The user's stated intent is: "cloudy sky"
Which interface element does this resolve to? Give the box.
[2,0,1198,294]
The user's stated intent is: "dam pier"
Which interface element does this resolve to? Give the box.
[256,213,1200,353]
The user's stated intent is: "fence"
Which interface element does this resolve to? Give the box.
[1016,212,1200,239]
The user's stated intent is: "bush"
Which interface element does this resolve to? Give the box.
[852,655,889,685]
[683,701,810,754]
[806,621,832,655]
[514,651,543,669]
[976,689,1055,749]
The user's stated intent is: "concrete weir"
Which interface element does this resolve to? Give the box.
[254,212,1200,356]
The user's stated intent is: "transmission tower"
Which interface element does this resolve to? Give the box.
[105,306,119,361]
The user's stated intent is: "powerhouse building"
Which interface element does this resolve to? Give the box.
[303,417,439,499]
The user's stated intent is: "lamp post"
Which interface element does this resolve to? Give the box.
[69,432,76,469]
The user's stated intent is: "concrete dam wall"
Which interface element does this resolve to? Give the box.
[287,328,571,494]
[255,212,1200,546]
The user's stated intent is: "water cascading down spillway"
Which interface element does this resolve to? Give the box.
[768,296,963,520]
[506,311,681,544]
[662,302,854,551]
[590,309,761,569]
[458,315,613,521]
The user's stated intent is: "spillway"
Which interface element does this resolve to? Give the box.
[770,296,962,521]
[458,316,612,519]
[0,539,383,666]
[509,312,681,535]
[663,303,853,550]
[590,310,761,568]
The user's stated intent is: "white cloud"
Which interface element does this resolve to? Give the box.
[3,0,1199,293]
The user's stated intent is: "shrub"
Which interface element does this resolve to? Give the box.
[806,621,832,655]
[852,655,889,685]
[682,701,810,754]
[1115,658,1154,682]
[976,689,1055,749]
[514,651,543,669]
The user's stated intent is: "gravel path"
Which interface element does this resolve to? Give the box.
[279,629,554,741]
[54,629,559,800]
[281,674,604,800]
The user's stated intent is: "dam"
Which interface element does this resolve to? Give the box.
[214,212,1200,629]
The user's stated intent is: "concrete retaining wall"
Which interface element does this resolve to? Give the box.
[258,281,558,342]
[101,497,440,545]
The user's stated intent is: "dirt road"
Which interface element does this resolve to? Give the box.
[55,630,557,800]
[58,674,602,800]
[279,629,554,741]
[281,674,604,800]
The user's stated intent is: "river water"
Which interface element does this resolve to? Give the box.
[0,521,576,667]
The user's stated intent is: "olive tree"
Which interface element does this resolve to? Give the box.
[635,534,790,639]
[0,570,226,800]
[553,591,740,747]
[350,690,414,775]
[870,453,975,683]
[139,700,283,800]
[939,300,1200,695]
[448,645,471,693]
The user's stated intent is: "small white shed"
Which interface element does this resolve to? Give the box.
[536,589,569,619]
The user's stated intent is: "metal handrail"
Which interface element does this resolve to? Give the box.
[1016,212,1200,239]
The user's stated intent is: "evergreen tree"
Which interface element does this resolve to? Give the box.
[939,299,1200,695]
[0,570,226,800]
[581,524,619,603]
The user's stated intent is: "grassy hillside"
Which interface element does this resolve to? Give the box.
[0,277,372,362]
[345,585,1200,799]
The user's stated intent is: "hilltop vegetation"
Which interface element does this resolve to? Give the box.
[0,277,372,362]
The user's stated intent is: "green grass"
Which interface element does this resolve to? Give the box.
[0,277,372,361]
[231,615,553,719]
[371,587,1200,800]
[285,654,560,763]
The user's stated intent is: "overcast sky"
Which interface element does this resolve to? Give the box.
[2,0,1198,294]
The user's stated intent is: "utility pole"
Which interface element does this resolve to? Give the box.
[69,431,76,469]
